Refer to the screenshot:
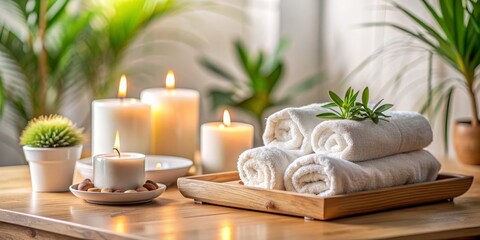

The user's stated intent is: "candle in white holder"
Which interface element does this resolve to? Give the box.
[93,132,145,190]
[141,71,199,161]
[92,75,151,156]
[201,110,254,173]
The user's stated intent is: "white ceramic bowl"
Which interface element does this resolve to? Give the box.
[76,155,193,185]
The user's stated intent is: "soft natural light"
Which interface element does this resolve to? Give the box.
[220,220,232,240]
[166,70,175,89]
[113,216,127,234]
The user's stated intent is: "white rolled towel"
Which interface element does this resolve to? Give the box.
[238,147,301,190]
[263,103,326,155]
[311,111,433,161]
[284,150,441,197]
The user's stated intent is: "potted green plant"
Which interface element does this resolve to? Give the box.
[369,0,480,164]
[0,0,182,133]
[199,39,324,130]
[20,115,84,192]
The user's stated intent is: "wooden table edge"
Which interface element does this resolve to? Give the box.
[385,226,480,240]
[2,205,480,240]
[0,163,479,239]
[0,208,145,240]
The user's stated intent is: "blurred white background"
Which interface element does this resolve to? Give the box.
[0,0,468,165]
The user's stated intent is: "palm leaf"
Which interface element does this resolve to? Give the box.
[265,62,283,92]
[201,39,324,128]
[427,52,433,118]
[199,57,239,84]
[0,0,29,41]
[393,2,446,45]
[0,0,187,133]
[209,89,235,111]
[0,41,30,98]
[262,38,288,73]
[86,0,180,97]
[443,87,455,153]
[356,0,480,151]
[46,0,69,24]
[0,76,5,118]
[234,40,255,82]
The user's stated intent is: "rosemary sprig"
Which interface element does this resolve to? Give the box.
[317,87,394,124]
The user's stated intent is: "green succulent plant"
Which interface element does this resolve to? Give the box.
[20,115,84,148]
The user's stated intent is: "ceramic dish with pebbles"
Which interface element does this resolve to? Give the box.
[70,179,166,205]
[76,155,193,185]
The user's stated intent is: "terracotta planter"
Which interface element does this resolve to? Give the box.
[454,120,480,165]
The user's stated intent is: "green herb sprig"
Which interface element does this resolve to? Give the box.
[317,87,394,124]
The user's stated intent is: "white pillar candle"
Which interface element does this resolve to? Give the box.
[93,153,145,190]
[92,75,151,156]
[201,110,254,173]
[140,71,199,161]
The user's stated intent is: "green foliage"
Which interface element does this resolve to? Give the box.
[317,87,393,124]
[20,115,84,148]
[364,0,480,151]
[199,39,324,127]
[317,87,361,120]
[0,0,182,131]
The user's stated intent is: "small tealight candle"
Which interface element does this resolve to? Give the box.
[201,110,254,173]
[93,132,145,190]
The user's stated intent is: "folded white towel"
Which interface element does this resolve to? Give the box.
[263,103,326,155]
[311,111,433,161]
[238,147,301,190]
[284,150,441,197]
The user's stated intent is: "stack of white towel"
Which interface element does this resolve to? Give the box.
[237,104,441,197]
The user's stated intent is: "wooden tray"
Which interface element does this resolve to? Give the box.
[177,172,473,220]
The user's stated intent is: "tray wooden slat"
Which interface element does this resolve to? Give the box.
[177,172,473,220]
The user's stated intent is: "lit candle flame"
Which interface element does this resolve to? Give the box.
[223,109,231,127]
[156,163,162,169]
[114,131,120,152]
[118,74,127,98]
[166,70,175,90]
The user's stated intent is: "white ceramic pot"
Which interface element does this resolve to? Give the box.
[23,145,83,192]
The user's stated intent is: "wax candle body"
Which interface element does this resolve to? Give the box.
[93,153,145,190]
[141,89,199,161]
[201,122,254,173]
[92,99,151,156]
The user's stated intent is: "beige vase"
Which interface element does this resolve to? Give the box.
[454,120,480,165]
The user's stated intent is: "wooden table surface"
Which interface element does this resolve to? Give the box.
[0,160,479,240]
